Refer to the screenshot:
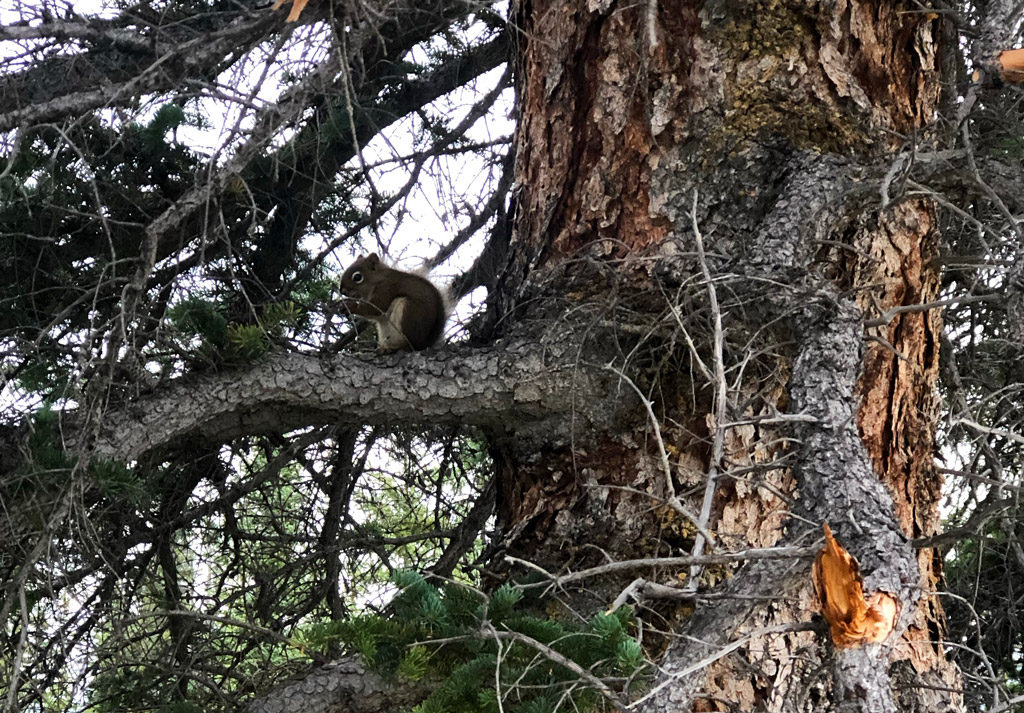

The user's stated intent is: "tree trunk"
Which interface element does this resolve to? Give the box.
[497,1,962,710]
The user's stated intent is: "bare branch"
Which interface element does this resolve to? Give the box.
[74,339,635,463]
[506,546,816,591]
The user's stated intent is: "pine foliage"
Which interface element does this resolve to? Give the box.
[302,572,647,713]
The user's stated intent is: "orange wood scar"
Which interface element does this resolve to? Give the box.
[273,0,310,22]
[813,523,899,648]
[1000,49,1024,82]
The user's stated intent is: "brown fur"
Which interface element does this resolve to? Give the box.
[338,253,445,350]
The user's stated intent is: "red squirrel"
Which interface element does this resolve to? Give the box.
[338,253,446,351]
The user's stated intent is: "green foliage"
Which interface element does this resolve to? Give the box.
[399,645,431,681]
[7,409,150,540]
[92,459,148,505]
[168,298,230,350]
[136,103,189,152]
[0,117,203,339]
[26,406,76,472]
[488,583,523,623]
[303,571,647,713]
[614,637,644,672]
[227,323,270,360]
[514,696,560,713]
[160,702,204,713]
[168,297,308,362]
[0,4,510,712]
[14,408,148,507]
[297,273,338,305]
[416,656,498,713]
[262,300,302,333]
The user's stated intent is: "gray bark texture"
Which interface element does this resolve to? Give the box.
[636,154,942,713]
[244,657,432,713]
[0,0,983,709]
[496,0,963,710]
[75,337,635,463]
[121,0,964,707]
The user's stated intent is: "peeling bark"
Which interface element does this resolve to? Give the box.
[854,200,949,682]
[502,0,961,710]
[6,0,970,709]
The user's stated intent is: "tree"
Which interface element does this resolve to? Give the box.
[2,0,1024,711]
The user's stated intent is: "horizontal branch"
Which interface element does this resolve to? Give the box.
[506,546,816,590]
[79,339,633,463]
[0,21,151,52]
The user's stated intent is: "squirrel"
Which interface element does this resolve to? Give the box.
[338,253,446,351]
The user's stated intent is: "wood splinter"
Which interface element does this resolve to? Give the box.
[812,523,899,648]
[273,0,311,22]
[1000,49,1024,83]
[972,48,1024,84]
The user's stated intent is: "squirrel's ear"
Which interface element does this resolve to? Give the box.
[366,253,381,266]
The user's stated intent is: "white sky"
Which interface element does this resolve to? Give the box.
[1,0,513,343]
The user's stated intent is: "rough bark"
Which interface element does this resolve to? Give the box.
[62,338,634,464]
[497,0,961,710]
[244,657,432,713]
[1,0,976,710]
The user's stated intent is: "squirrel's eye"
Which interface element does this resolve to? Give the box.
[351,271,363,284]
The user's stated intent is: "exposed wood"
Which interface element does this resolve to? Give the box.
[504,0,961,710]
[0,0,984,707]
[273,0,311,22]
[814,524,899,648]
[999,47,1024,81]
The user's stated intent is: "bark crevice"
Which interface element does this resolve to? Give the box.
[58,337,638,466]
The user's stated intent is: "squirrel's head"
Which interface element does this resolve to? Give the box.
[339,253,382,296]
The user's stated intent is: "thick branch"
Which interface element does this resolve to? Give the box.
[641,155,929,712]
[80,339,632,463]
[244,657,432,713]
[787,295,917,711]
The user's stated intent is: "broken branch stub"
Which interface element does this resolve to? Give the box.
[812,523,899,648]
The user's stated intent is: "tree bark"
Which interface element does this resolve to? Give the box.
[64,339,634,463]
[2,1,971,710]
[495,0,962,710]
[244,657,432,713]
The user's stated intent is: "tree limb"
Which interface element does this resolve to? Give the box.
[244,656,433,713]
[76,338,635,463]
